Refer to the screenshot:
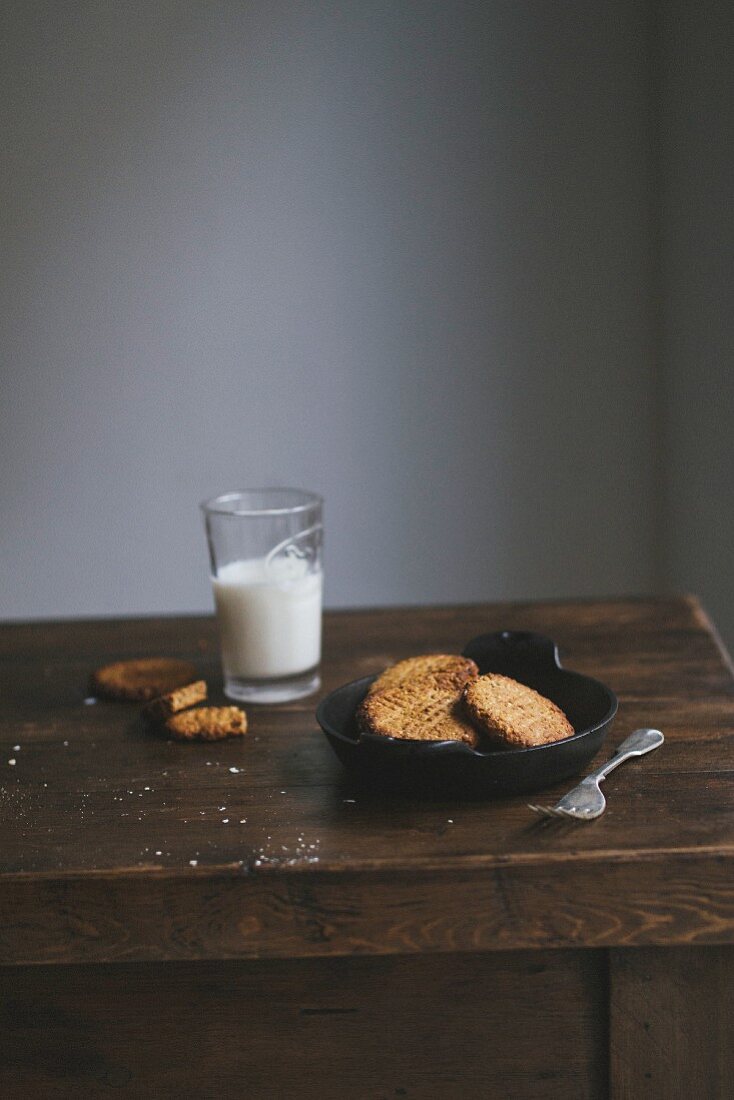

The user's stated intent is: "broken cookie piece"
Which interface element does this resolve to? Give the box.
[142,680,208,724]
[165,706,247,741]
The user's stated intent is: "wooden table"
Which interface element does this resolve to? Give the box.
[2,596,734,1098]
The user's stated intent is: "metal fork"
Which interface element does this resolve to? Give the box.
[528,728,664,820]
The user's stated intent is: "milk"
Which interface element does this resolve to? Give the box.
[212,557,322,680]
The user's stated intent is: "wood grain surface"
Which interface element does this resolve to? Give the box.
[610,946,734,1099]
[0,949,607,1099]
[2,595,734,964]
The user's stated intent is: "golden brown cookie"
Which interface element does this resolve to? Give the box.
[368,654,478,695]
[358,673,479,746]
[165,706,247,741]
[142,680,208,724]
[91,658,199,701]
[462,673,573,748]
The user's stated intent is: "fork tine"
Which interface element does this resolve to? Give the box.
[528,802,579,820]
[527,803,564,819]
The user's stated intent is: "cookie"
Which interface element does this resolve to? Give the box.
[91,658,199,702]
[462,673,573,748]
[165,706,247,741]
[142,680,208,724]
[358,673,479,747]
[368,654,478,696]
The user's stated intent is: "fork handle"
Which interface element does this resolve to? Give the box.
[590,728,664,783]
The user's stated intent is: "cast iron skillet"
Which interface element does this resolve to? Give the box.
[315,631,618,797]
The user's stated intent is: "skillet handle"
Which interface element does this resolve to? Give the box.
[462,631,562,677]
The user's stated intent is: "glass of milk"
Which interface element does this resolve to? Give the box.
[201,489,323,703]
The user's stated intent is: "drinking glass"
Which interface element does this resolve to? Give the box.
[201,489,323,703]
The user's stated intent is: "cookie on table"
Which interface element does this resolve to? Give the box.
[91,658,199,702]
[368,654,479,696]
[142,680,208,724]
[165,706,247,741]
[462,673,573,748]
[358,673,479,747]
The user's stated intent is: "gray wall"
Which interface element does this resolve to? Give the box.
[0,2,671,622]
[657,1,734,647]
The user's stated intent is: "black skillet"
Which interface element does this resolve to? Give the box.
[315,631,618,797]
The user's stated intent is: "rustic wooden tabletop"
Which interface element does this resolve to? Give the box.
[3,594,734,968]
[4,595,734,1098]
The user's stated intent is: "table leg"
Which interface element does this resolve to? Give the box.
[610,946,734,1099]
